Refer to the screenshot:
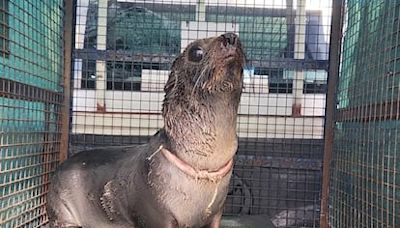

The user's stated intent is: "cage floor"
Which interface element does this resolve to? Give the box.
[41,216,275,228]
[221,215,276,228]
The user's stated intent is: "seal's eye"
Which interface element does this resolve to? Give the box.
[188,46,204,62]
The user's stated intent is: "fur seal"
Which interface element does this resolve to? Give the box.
[47,33,245,228]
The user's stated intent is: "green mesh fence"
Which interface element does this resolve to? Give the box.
[0,1,64,227]
[330,1,400,227]
[83,1,288,60]
[207,15,287,60]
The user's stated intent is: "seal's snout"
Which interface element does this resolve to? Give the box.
[221,33,237,47]
[219,33,242,60]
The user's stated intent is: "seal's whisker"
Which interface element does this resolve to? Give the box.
[191,71,205,98]
[191,59,215,100]
[191,63,209,98]
[147,145,163,161]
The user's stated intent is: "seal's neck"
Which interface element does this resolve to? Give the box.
[159,146,233,180]
[162,93,240,170]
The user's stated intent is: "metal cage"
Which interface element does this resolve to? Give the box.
[70,1,332,227]
[1,0,399,227]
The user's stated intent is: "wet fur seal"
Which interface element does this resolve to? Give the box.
[47,33,245,228]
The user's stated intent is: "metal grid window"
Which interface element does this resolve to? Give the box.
[0,1,64,227]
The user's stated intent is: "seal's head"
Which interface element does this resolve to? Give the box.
[163,33,245,104]
[161,34,245,168]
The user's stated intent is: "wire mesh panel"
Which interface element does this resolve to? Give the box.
[71,0,332,227]
[330,1,400,227]
[0,1,64,227]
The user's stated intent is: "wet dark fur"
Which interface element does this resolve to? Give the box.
[47,34,245,228]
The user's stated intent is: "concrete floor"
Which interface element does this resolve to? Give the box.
[221,215,276,228]
[42,216,276,228]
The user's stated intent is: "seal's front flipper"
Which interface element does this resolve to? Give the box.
[204,210,223,228]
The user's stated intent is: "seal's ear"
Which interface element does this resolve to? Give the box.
[164,56,180,95]
[164,69,177,96]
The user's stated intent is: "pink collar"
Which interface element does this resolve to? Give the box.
[160,147,233,181]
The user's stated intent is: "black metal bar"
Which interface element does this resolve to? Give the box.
[117,2,196,14]
[253,59,329,70]
[60,0,74,162]
[235,155,322,171]
[320,0,344,227]
[207,5,292,17]
[41,103,52,216]
[0,78,63,104]
[73,49,329,70]
[115,2,323,18]
[336,100,400,122]
[285,0,295,58]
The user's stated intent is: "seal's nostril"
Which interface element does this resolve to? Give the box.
[222,33,237,46]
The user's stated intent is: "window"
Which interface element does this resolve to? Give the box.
[80,60,165,91]
[106,61,142,91]
[303,70,327,94]
[269,80,293,94]
[303,81,327,94]
[81,60,96,89]
[0,0,9,57]
[254,68,293,94]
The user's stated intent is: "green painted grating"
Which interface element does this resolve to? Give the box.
[0,0,63,91]
[330,1,400,227]
[0,0,64,227]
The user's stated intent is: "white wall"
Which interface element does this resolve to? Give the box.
[72,112,324,139]
[141,70,169,92]
[72,88,325,139]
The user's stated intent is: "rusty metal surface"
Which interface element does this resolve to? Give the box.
[336,99,400,122]
[60,0,74,163]
[0,78,63,104]
[320,0,344,227]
